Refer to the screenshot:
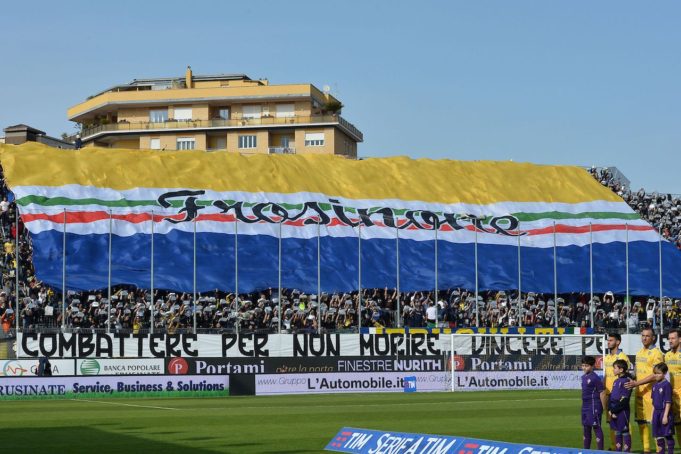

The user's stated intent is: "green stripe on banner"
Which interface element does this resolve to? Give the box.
[513,211,640,221]
[17,195,158,208]
[18,195,639,223]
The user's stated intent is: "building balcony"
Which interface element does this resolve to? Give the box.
[268,147,296,155]
[80,115,363,143]
[67,83,318,121]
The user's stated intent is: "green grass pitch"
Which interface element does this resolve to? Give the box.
[5,390,632,453]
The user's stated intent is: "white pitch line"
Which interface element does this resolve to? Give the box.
[184,397,577,412]
[71,399,179,411]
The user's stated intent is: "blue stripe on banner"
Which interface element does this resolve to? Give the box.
[29,230,681,295]
[324,427,609,453]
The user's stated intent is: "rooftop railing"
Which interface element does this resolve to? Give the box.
[81,115,363,142]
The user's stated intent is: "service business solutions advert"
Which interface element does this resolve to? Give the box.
[0,375,229,400]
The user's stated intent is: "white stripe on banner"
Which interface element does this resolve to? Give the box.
[20,218,659,246]
[14,185,636,216]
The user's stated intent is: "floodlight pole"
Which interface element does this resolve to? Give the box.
[553,221,558,328]
[107,210,112,334]
[517,231,522,328]
[278,220,282,334]
[150,211,154,334]
[396,226,401,328]
[193,217,197,334]
[659,226,664,335]
[15,210,20,335]
[625,223,630,335]
[589,222,594,329]
[235,219,239,335]
[358,223,362,334]
[434,223,438,328]
[62,209,66,331]
[317,219,321,334]
[474,223,479,328]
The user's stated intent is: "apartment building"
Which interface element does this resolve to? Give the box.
[67,67,362,157]
[2,124,74,149]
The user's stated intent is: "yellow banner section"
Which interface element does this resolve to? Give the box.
[0,143,620,205]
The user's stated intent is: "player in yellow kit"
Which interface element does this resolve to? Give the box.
[604,333,630,450]
[625,328,664,453]
[626,329,681,450]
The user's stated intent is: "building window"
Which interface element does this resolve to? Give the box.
[276,104,295,118]
[305,132,325,147]
[151,82,172,91]
[217,108,230,120]
[150,138,161,150]
[242,105,261,119]
[149,109,168,123]
[238,135,257,149]
[177,137,195,150]
[173,107,192,121]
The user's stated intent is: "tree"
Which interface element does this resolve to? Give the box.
[322,100,343,115]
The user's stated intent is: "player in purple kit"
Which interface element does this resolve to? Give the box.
[651,363,674,454]
[581,356,607,450]
[609,359,633,452]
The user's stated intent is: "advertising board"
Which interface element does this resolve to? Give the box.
[165,356,446,375]
[451,371,583,391]
[18,333,604,359]
[0,375,229,400]
[325,427,605,454]
[255,371,449,395]
[0,359,75,376]
[76,358,165,376]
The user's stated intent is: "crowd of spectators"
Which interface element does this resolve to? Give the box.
[590,167,681,250]
[4,285,680,334]
[0,165,678,336]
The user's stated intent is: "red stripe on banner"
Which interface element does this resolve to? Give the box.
[197,213,237,222]
[19,211,656,236]
[524,224,654,235]
[22,211,187,224]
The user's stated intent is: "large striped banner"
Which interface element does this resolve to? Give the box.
[1,143,680,295]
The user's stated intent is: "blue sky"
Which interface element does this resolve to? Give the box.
[1,1,680,193]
